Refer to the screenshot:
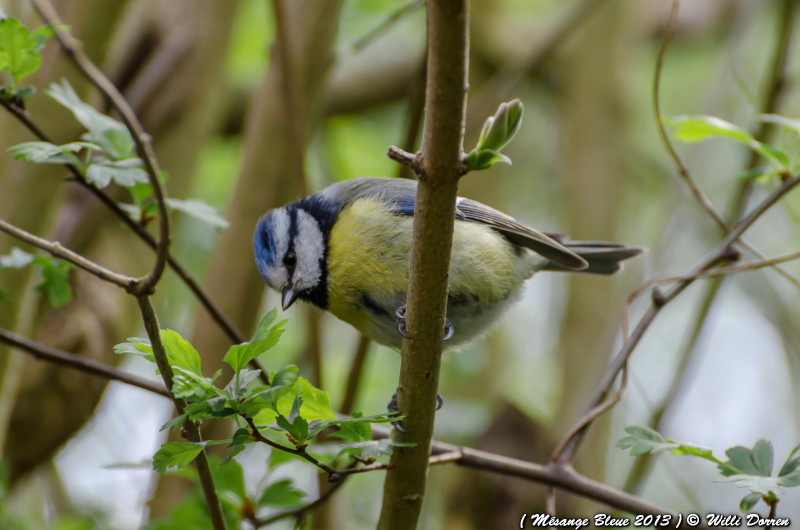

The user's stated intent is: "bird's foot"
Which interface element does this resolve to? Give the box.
[387,392,444,433]
[396,306,410,339]
[396,305,455,341]
[387,392,409,433]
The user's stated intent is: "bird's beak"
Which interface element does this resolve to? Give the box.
[281,286,299,311]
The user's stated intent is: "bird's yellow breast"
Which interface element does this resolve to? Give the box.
[326,197,524,331]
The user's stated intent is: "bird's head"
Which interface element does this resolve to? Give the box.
[254,204,328,311]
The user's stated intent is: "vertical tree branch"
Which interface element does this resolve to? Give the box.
[377,0,470,527]
[136,295,227,530]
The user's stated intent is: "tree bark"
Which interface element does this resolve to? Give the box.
[377,0,470,528]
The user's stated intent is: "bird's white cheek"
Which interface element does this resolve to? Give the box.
[293,209,324,291]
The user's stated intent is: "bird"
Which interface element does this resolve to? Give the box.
[253,176,644,351]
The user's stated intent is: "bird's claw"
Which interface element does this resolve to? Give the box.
[387,392,444,432]
[396,305,410,339]
[396,305,455,341]
[443,319,454,341]
[387,391,410,433]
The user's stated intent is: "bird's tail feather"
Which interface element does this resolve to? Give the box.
[538,240,645,275]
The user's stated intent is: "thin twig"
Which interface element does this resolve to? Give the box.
[0,327,170,397]
[554,173,800,463]
[653,0,800,288]
[0,328,693,522]
[351,0,426,54]
[334,450,463,480]
[245,416,337,476]
[31,0,170,295]
[0,96,248,345]
[623,0,799,496]
[136,295,227,530]
[0,219,137,290]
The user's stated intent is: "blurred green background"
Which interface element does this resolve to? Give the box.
[1,0,799,528]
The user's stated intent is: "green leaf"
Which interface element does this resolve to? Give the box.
[7,141,97,165]
[779,444,800,477]
[153,442,204,473]
[171,366,224,401]
[85,158,149,188]
[666,115,756,144]
[0,247,33,269]
[34,257,73,308]
[251,308,278,343]
[47,79,136,159]
[739,492,762,512]
[475,99,524,152]
[665,115,789,169]
[224,368,262,397]
[113,337,155,363]
[338,438,415,460]
[329,412,372,443]
[160,329,203,375]
[725,444,768,477]
[251,376,335,425]
[159,414,188,433]
[166,199,229,230]
[752,439,774,476]
[257,479,306,509]
[0,18,46,87]
[275,395,309,446]
[616,425,675,456]
[715,474,782,497]
[240,365,299,417]
[464,149,512,171]
[222,314,286,373]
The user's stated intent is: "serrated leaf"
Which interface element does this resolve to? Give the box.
[240,365,299,417]
[777,470,800,487]
[251,376,337,425]
[159,413,188,433]
[7,141,96,165]
[166,198,229,230]
[223,316,286,373]
[113,337,154,363]
[153,442,205,473]
[752,439,774,476]
[739,492,762,512]
[160,329,202,375]
[258,479,306,508]
[33,256,72,308]
[779,443,800,476]
[616,425,675,456]
[0,18,45,86]
[86,158,149,188]
[330,412,373,444]
[223,368,262,397]
[0,247,33,269]
[171,366,224,401]
[47,79,135,160]
[464,148,512,171]
[716,474,782,497]
[725,445,765,476]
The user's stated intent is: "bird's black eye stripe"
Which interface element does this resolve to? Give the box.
[284,250,296,268]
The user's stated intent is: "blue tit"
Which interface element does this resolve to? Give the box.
[253,177,643,351]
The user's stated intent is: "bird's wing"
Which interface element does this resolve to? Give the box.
[326,177,587,270]
[454,198,587,270]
